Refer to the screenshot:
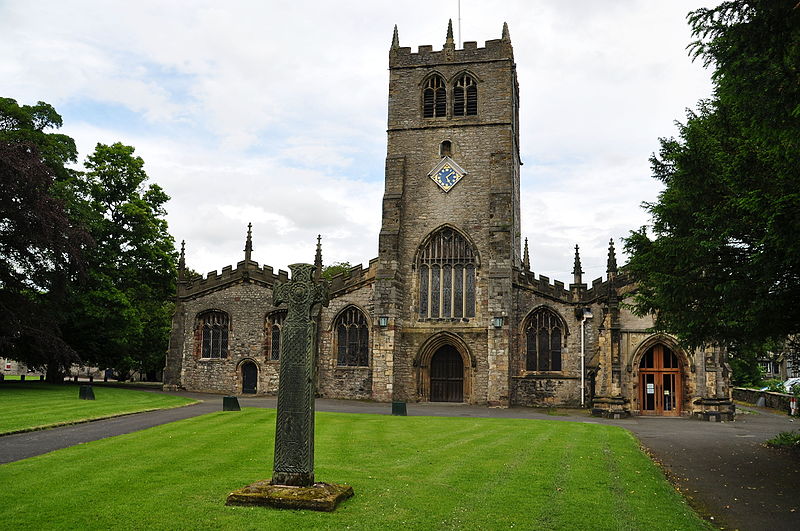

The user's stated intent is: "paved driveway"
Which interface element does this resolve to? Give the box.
[2,391,798,530]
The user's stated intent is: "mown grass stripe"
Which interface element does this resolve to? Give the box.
[1,409,710,530]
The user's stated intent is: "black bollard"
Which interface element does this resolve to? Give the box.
[223,396,241,411]
[89,375,94,383]
[20,374,25,381]
[39,375,44,381]
[0,374,4,382]
[392,401,407,416]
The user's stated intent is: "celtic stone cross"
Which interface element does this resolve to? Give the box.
[271,263,328,486]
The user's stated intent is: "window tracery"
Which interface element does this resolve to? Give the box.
[423,75,446,118]
[453,74,477,116]
[418,228,476,319]
[335,306,369,367]
[197,311,229,359]
[265,310,286,361]
[525,308,563,371]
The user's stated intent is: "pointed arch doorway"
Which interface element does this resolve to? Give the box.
[639,344,682,416]
[241,361,258,394]
[430,345,464,402]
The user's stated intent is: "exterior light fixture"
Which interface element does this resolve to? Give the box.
[378,316,389,327]
[492,316,504,328]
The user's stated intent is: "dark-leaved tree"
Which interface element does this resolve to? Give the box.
[0,140,90,381]
[624,1,800,371]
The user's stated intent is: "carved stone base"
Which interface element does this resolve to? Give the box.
[226,480,353,511]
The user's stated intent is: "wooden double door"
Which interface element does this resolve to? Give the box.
[430,346,464,402]
[639,344,682,416]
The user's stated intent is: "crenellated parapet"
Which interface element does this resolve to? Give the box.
[390,21,513,69]
[178,260,288,300]
[328,257,379,296]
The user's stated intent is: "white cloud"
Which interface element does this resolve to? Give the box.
[0,0,720,282]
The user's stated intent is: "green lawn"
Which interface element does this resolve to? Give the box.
[0,383,197,434]
[0,374,38,380]
[1,409,709,530]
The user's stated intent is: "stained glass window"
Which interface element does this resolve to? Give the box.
[418,228,477,319]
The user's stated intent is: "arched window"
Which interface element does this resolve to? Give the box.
[335,306,369,367]
[525,308,563,371]
[197,311,229,359]
[423,75,446,118]
[265,310,286,361]
[453,74,477,116]
[418,228,477,319]
[440,140,452,157]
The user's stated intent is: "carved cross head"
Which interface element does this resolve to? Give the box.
[273,263,329,323]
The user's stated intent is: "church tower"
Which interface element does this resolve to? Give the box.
[374,22,521,406]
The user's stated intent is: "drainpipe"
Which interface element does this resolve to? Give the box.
[580,308,593,407]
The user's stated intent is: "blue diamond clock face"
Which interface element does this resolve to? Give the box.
[428,157,466,192]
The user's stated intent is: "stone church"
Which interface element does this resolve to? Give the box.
[163,23,734,419]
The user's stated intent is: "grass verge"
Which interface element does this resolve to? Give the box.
[1,409,710,530]
[0,383,197,435]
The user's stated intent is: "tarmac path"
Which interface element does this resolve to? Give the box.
[1,389,798,530]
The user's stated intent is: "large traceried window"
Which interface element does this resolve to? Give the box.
[525,308,564,371]
[198,311,229,359]
[453,74,477,116]
[265,310,286,361]
[418,228,476,319]
[423,75,446,118]
[336,306,369,367]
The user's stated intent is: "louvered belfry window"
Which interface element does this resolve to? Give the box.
[423,75,447,118]
[525,308,563,371]
[336,306,369,367]
[418,228,476,319]
[199,311,229,359]
[265,310,286,361]
[453,75,477,116]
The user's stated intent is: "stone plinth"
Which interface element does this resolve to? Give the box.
[226,480,353,511]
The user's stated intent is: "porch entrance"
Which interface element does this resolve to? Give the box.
[430,345,464,402]
[639,344,681,416]
[241,361,257,394]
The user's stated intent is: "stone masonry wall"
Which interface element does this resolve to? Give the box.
[510,283,597,407]
[317,281,376,400]
[178,281,280,395]
[383,34,519,405]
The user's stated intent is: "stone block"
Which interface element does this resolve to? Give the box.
[226,480,353,512]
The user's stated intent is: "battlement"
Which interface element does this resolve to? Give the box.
[178,259,289,299]
[390,39,513,68]
[515,269,571,301]
[389,22,513,69]
[329,257,379,295]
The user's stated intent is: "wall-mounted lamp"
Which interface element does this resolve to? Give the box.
[492,316,504,328]
[378,316,389,327]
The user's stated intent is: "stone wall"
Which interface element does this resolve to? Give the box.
[176,281,280,395]
[509,281,596,407]
[734,387,794,413]
[380,30,520,406]
[318,280,376,400]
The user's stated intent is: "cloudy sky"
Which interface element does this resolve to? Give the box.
[0,0,720,283]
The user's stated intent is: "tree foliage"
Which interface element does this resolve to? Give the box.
[63,143,176,380]
[1,98,177,381]
[321,261,353,281]
[624,1,800,354]
[0,100,91,380]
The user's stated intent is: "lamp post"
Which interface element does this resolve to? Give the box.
[580,308,593,407]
